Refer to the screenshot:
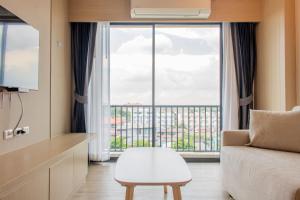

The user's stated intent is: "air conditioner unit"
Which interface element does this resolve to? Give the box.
[131,0,211,19]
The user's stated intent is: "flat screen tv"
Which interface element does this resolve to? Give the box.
[0,21,39,91]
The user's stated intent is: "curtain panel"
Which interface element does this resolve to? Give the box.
[71,22,97,132]
[87,22,111,161]
[222,23,239,131]
[231,23,257,129]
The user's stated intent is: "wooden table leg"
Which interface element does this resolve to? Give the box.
[172,185,182,200]
[125,186,134,200]
[164,185,168,194]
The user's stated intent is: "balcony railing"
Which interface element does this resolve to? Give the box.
[110,105,221,152]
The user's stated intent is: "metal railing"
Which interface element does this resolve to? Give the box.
[110,105,221,152]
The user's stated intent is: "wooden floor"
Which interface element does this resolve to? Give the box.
[70,162,231,200]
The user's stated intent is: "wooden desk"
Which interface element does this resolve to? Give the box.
[114,148,192,200]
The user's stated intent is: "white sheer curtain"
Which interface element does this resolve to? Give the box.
[222,23,239,130]
[87,22,111,162]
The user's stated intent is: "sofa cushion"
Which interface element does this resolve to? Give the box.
[292,106,300,111]
[249,110,300,153]
[221,146,300,200]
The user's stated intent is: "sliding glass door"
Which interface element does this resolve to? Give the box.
[110,25,153,150]
[155,25,221,151]
[110,23,221,152]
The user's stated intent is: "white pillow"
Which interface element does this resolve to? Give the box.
[292,106,300,111]
[249,110,300,153]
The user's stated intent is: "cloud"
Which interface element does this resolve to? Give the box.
[110,54,152,104]
[155,55,220,105]
[116,34,173,54]
[156,27,219,40]
[110,26,221,105]
[155,34,173,53]
[111,26,220,56]
[110,53,220,105]
[157,36,220,56]
[117,35,151,54]
[110,27,152,53]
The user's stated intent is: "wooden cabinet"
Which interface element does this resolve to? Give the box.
[2,168,49,200]
[73,142,88,189]
[50,155,74,200]
[50,141,88,200]
[0,134,88,200]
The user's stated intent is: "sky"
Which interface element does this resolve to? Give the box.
[110,25,220,106]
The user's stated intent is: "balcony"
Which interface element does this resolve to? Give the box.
[110,105,221,153]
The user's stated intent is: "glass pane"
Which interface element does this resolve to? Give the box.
[155,25,220,105]
[155,25,221,151]
[110,25,153,150]
[110,26,152,105]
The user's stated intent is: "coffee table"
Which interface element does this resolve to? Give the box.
[114,148,192,200]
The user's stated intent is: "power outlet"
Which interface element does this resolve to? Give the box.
[22,126,30,135]
[3,129,13,140]
[14,128,23,136]
[14,127,30,136]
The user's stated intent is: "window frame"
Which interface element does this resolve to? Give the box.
[110,22,223,147]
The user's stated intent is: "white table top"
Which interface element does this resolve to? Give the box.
[114,148,192,186]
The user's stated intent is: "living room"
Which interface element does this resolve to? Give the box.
[0,0,299,200]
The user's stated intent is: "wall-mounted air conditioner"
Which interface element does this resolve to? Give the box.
[131,0,211,19]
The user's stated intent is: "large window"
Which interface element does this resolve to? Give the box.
[110,24,221,152]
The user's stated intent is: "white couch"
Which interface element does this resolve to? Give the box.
[221,130,300,200]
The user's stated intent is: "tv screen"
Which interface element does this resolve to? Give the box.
[0,22,39,90]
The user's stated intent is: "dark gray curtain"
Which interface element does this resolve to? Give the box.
[71,22,97,132]
[231,23,257,129]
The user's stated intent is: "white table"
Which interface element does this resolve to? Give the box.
[114,148,192,200]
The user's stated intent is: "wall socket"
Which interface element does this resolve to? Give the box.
[3,126,30,140]
[3,129,13,140]
[14,128,23,136]
[14,126,30,136]
[22,126,30,135]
